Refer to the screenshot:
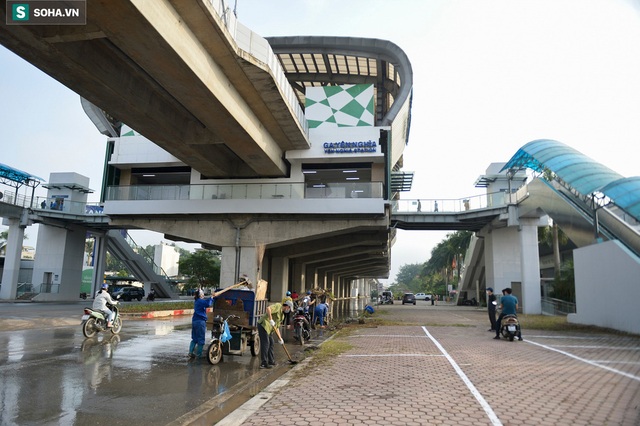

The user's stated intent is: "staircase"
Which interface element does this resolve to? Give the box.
[106,230,180,299]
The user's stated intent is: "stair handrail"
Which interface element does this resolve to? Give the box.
[120,232,178,291]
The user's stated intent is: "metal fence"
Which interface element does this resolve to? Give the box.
[541,297,576,316]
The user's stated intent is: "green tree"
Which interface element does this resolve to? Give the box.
[106,251,127,273]
[539,222,569,278]
[178,249,221,289]
[423,231,472,287]
[0,230,28,242]
[549,259,575,303]
[395,263,424,294]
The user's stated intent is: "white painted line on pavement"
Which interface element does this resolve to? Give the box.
[550,345,640,350]
[351,334,430,338]
[342,354,445,357]
[525,335,603,339]
[525,339,640,382]
[591,360,640,365]
[422,326,503,426]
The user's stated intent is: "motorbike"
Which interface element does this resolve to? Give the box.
[292,307,311,345]
[147,290,156,302]
[81,296,122,338]
[206,315,260,365]
[499,314,521,341]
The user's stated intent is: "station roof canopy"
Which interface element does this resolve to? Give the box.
[501,139,640,220]
[0,163,44,186]
[266,36,413,129]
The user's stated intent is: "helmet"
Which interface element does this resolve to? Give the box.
[284,301,293,310]
[306,290,311,295]
[198,289,204,298]
[286,291,291,296]
[101,283,109,289]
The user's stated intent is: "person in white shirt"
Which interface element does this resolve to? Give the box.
[93,283,118,328]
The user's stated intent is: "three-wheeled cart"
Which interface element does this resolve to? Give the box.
[206,289,267,365]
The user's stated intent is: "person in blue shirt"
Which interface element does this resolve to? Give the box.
[314,301,329,328]
[188,289,214,358]
[494,288,522,340]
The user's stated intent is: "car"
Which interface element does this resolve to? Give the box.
[401,293,416,305]
[112,286,145,301]
[414,293,431,301]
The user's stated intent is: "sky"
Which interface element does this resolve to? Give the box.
[1,0,640,283]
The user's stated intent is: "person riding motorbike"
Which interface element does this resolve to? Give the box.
[93,283,118,328]
[494,287,522,341]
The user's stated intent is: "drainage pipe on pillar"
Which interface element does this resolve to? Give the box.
[234,226,241,283]
[226,218,256,283]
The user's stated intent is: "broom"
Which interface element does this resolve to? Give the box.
[255,242,266,283]
[211,276,253,298]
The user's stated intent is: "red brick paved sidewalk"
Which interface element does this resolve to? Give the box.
[220,305,640,426]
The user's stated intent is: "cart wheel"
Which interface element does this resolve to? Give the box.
[250,334,260,356]
[207,340,223,365]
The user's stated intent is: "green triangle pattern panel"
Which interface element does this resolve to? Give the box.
[305,84,374,128]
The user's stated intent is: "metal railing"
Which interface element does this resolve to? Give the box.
[0,190,104,214]
[16,282,33,297]
[392,191,511,213]
[105,181,384,201]
[121,232,178,293]
[541,297,576,316]
[34,196,104,215]
[37,283,60,294]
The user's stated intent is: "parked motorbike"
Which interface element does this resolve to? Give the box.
[378,297,394,305]
[147,289,156,302]
[292,307,311,345]
[207,314,241,365]
[81,297,122,338]
[499,314,521,341]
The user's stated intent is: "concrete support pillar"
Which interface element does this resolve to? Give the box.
[484,220,542,314]
[519,219,542,314]
[351,279,359,298]
[220,246,257,288]
[269,256,289,302]
[304,265,316,289]
[484,227,521,294]
[32,223,86,301]
[0,218,25,300]
[292,262,305,291]
[92,234,108,296]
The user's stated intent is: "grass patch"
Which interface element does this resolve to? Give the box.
[310,339,353,366]
[118,301,194,313]
[518,314,636,335]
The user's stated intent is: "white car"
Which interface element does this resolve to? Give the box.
[414,293,431,301]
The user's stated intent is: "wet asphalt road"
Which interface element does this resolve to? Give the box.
[0,302,301,426]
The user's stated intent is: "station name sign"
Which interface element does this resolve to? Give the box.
[323,140,377,154]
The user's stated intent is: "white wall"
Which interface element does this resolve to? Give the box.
[569,240,640,334]
[154,243,180,277]
[484,226,523,291]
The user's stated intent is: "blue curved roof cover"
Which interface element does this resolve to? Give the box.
[0,163,44,185]
[600,177,640,219]
[500,139,623,195]
[502,139,640,221]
